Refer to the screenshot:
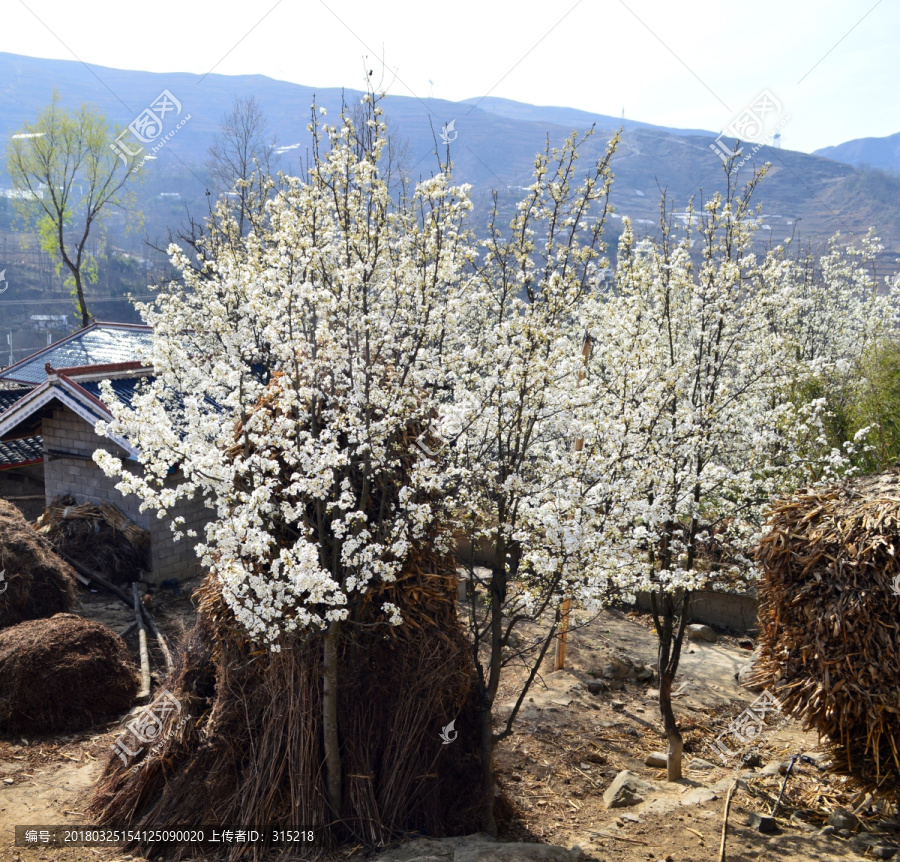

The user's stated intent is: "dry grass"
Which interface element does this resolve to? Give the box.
[752,469,900,797]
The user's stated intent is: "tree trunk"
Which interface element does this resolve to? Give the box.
[479,694,496,837]
[73,269,89,327]
[652,589,691,781]
[322,619,342,819]
[659,664,684,781]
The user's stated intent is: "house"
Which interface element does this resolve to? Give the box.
[0,321,209,585]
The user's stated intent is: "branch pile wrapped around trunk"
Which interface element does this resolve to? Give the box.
[89,375,484,859]
[752,470,900,796]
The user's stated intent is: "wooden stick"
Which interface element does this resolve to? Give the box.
[133,583,151,699]
[140,600,174,674]
[119,621,138,639]
[593,831,647,846]
[57,549,132,606]
[555,597,572,670]
[56,547,173,674]
[719,778,738,862]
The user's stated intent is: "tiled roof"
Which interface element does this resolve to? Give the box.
[0,434,42,468]
[0,322,152,386]
[80,376,148,409]
[0,387,33,413]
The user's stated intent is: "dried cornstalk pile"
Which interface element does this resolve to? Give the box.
[752,470,900,797]
[35,494,150,584]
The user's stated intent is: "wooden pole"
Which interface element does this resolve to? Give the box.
[133,582,151,699]
[718,778,738,862]
[141,600,174,675]
[555,334,593,671]
[555,597,572,670]
[56,548,173,674]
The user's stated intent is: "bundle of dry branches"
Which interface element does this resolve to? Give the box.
[35,494,150,584]
[89,376,484,859]
[752,470,900,797]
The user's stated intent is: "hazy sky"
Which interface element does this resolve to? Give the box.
[3,0,897,153]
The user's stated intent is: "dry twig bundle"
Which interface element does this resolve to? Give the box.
[35,494,150,585]
[753,470,900,797]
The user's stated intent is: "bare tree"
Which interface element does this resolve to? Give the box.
[206,96,280,236]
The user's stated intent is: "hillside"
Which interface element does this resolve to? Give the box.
[815,131,900,174]
[0,50,899,339]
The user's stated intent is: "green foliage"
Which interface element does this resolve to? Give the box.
[848,338,900,471]
[5,90,141,325]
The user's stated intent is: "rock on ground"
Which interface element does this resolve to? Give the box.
[686,623,718,643]
[603,770,655,808]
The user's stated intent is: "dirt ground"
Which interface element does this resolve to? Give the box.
[1,579,896,862]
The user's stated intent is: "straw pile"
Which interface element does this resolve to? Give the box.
[89,376,484,859]
[0,613,138,733]
[752,469,900,797]
[35,495,150,584]
[0,499,77,628]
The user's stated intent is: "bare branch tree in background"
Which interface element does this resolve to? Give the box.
[206,95,280,237]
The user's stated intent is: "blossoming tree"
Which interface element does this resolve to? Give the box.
[95,97,472,819]
[585,158,893,779]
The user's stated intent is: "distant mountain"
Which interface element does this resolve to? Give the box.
[815,132,900,174]
[459,95,715,138]
[1,52,899,268]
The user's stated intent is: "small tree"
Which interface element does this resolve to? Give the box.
[588,159,880,780]
[448,128,624,832]
[206,95,279,237]
[6,92,140,326]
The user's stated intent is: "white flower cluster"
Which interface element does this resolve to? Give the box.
[94,115,899,644]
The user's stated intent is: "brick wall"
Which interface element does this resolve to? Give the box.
[43,405,211,585]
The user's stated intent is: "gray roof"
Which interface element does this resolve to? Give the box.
[0,322,152,386]
[0,434,42,468]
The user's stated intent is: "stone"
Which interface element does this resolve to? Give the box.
[682,787,718,805]
[603,770,654,809]
[686,623,718,643]
[878,818,900,833]
[747,813,778,834]
[600,657,635,680]
[872,846,898,860]
[608,679,625,691]
[789,815,816,833]
[826,808,859,831]
[689,758,716,771]
[635,665,654,682]
[741,751,764,768]
[586,680,608,694]
[644,752,668,768]
[818,826,835,836]
[611,700,626,711]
